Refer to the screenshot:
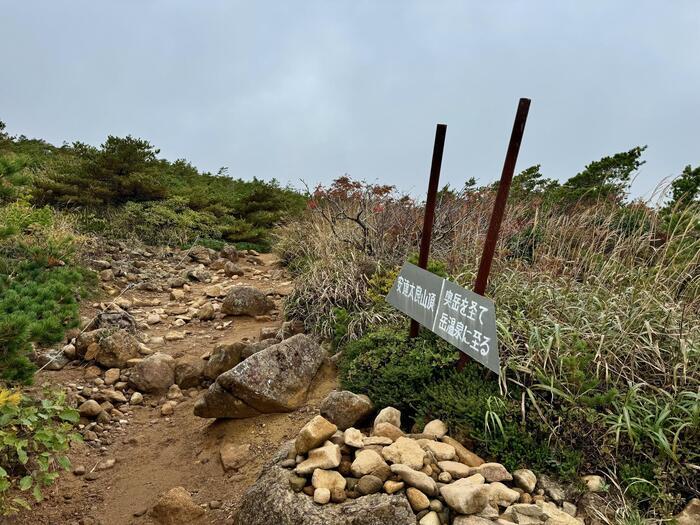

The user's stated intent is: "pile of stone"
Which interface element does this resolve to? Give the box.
[237,395,588,525]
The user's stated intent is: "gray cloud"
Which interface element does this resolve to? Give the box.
[2,0,699,200]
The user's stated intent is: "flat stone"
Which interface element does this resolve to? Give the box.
[295,444,341,476]
[390,464,438,496]
[437,461,472,479]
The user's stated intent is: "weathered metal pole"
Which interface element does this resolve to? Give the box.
[409,123,447,338]
[457,98,531,369]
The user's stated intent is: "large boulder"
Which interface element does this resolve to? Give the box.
[193,383,261,419]
[76,328,141,368]
[128,352,175,393]
[194,334,324,418]
[221,286,274,316]
[203,342,247,380]
[320,390,374,430]
[235,443,414,525]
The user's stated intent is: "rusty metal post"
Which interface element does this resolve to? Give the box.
[457,98,531,369]
[409,123,447,338]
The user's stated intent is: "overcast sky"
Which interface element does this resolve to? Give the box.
[2,1,699,200]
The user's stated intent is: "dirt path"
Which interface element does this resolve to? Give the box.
[10,249,336,525]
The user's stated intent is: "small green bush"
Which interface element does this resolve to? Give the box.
[338,326,583,477]
[0,388,82,515]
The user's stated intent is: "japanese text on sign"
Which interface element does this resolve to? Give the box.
[386,262,500,373]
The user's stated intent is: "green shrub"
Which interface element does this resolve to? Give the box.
[0,388,82,515]
[0,203,94,384]
[338,326,583,477]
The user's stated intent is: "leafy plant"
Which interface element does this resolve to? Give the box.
[0,389,82,515]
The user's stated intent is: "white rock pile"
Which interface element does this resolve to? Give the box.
[284,407,584,525]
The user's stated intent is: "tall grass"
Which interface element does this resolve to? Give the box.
[276,181,699,517]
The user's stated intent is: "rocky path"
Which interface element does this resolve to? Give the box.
[11,243,337,525]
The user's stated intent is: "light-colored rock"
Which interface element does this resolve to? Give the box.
[419,511,441,525]
[351,449,388,478]
[488,481,520,507]
[130,392,143,405]
[374,406,401,429]
[382,437,426,470]
[220,443,252,472]
[437,460,472,479]
[296,416,338,455]
[406,487,430,512]
[313,487,331,504]
[423,419,448,438]
[104,368,120,385]
[384,480,405,494]
[441,436,484,467]
[474,462,512,482]
[295,444,341,475]
[373,422,404,441]
[390,464,438,496]
[453,516,493,525]
[319,390,374,431]
[439,482,490,515]
[513,468,537,493]
[344,427,364,448]
[312,469,346,491]
[580,474,605,492]
[363,436,393,446]
[418,439,456,461]
[149,486,205,525]
[164,331,185,341]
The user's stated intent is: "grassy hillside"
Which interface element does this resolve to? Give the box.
[277,158,699,521]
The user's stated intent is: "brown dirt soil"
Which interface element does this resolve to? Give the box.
[6,252,337,525]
